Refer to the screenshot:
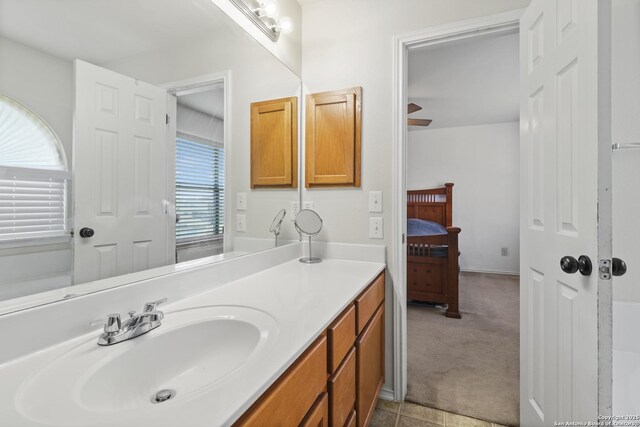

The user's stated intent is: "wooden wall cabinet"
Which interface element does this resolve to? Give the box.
[250,96,298,188]
[235,272,384,427]
[305,87,361,188]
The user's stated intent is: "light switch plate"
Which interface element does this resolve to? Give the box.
[302,201,314,211]
[290,202,300,219]
[369,191,383,213]
[369,217,383,239]
[237,193,247,211]
[236,214,246,232]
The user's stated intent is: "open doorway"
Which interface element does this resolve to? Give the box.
[403,27,520,426]
[165,78,229,264]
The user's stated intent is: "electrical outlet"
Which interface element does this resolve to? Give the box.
[369,217,383,239]
[369,191,383,213]
[302,201,314,211]
[501,247,508,256]
[236,214,246,232]
[290,202,300,219]
[236,193,247,211]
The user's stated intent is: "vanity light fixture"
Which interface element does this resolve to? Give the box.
[229,0,293,41]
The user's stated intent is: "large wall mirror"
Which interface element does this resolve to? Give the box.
[0,0,301,313]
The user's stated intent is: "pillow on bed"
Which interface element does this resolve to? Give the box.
[407,218,447,236]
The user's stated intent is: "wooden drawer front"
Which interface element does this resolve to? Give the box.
[344,411,356,427]
[356,305,385,427]
[236,336,327,427]
[355,273,385,334]
[301,392,329,427]
[407,261,447,302]
[328,304,356,373]
[329,347,356,427]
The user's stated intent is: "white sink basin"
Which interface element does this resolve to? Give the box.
[15,306,278,426]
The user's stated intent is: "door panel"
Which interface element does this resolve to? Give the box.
[73,60,169,284]
[520,0,611,424]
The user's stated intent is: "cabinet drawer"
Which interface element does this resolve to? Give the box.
[344,410,356,427]
[301,392,329,427]
[236,336,328,426]
[328,304,356,373]
[355,273,384,334]
[329,347,356,427]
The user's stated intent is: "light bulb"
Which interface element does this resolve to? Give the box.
[278,16,294,34]
[261,0,278,18]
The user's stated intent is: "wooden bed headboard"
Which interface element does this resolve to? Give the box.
[407,183,453,228]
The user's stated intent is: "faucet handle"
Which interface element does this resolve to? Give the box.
[90,313,122,333]
[143,298,167,313]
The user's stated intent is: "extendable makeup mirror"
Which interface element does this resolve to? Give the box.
[269,209,286,247]
[294,209,323,264]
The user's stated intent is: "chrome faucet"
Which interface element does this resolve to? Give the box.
[91,298,167,346]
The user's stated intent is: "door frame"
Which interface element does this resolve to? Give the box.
[390,10,524,401]
[161,71,232,258]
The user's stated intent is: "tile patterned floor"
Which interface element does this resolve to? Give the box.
[372,400,510,427]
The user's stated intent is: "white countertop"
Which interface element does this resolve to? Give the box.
[0,258,385,427]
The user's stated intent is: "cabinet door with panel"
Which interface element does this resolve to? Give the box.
[235,336,327,427]
[305,87,361,187]
[250,96,298,188]
[329,347,356,427]
[356,305,384,427]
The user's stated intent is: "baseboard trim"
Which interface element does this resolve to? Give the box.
[379,387,396,401]
[461,268,520,276]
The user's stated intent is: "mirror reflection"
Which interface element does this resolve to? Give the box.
[0,0,301,308]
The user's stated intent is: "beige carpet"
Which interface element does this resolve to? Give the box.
[407,272,520,426]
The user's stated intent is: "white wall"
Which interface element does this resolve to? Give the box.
[407,122,520,274]
[612,0,640,303]
[300,0,531,391]
[104,28,301,247]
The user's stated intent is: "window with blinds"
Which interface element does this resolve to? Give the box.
[175,134,224,244]
[0,95,69,243]
[0,169,68,241]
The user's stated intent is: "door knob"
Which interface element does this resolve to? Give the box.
[560,255,592,276]
[612,258,627,277]
[79,227,95,238]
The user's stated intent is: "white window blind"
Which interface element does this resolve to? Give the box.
[0,95,69,244]
[176,133,224,244]
[0,168,69,241]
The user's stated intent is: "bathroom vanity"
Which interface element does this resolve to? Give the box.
[0,243,386,426]
[236,271,384,427]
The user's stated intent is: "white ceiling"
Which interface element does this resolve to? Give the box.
[177,86,225,120]
[0,0,232,64]
[408,31,519,130]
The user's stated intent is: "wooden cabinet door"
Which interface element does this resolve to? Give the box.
[329,347,356,427]
[235,336,327,426]
[305,87,361,187]
[301,392,329,427]
[250,96,298,188]
[355,304,384,427]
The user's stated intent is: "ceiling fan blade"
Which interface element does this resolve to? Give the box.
[408,118,432,127]
[407,103,422,114]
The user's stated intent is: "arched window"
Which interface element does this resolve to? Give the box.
[0,94,70,242]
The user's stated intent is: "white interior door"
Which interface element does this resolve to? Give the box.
[73,60,169,284]
[520,0,612,424]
